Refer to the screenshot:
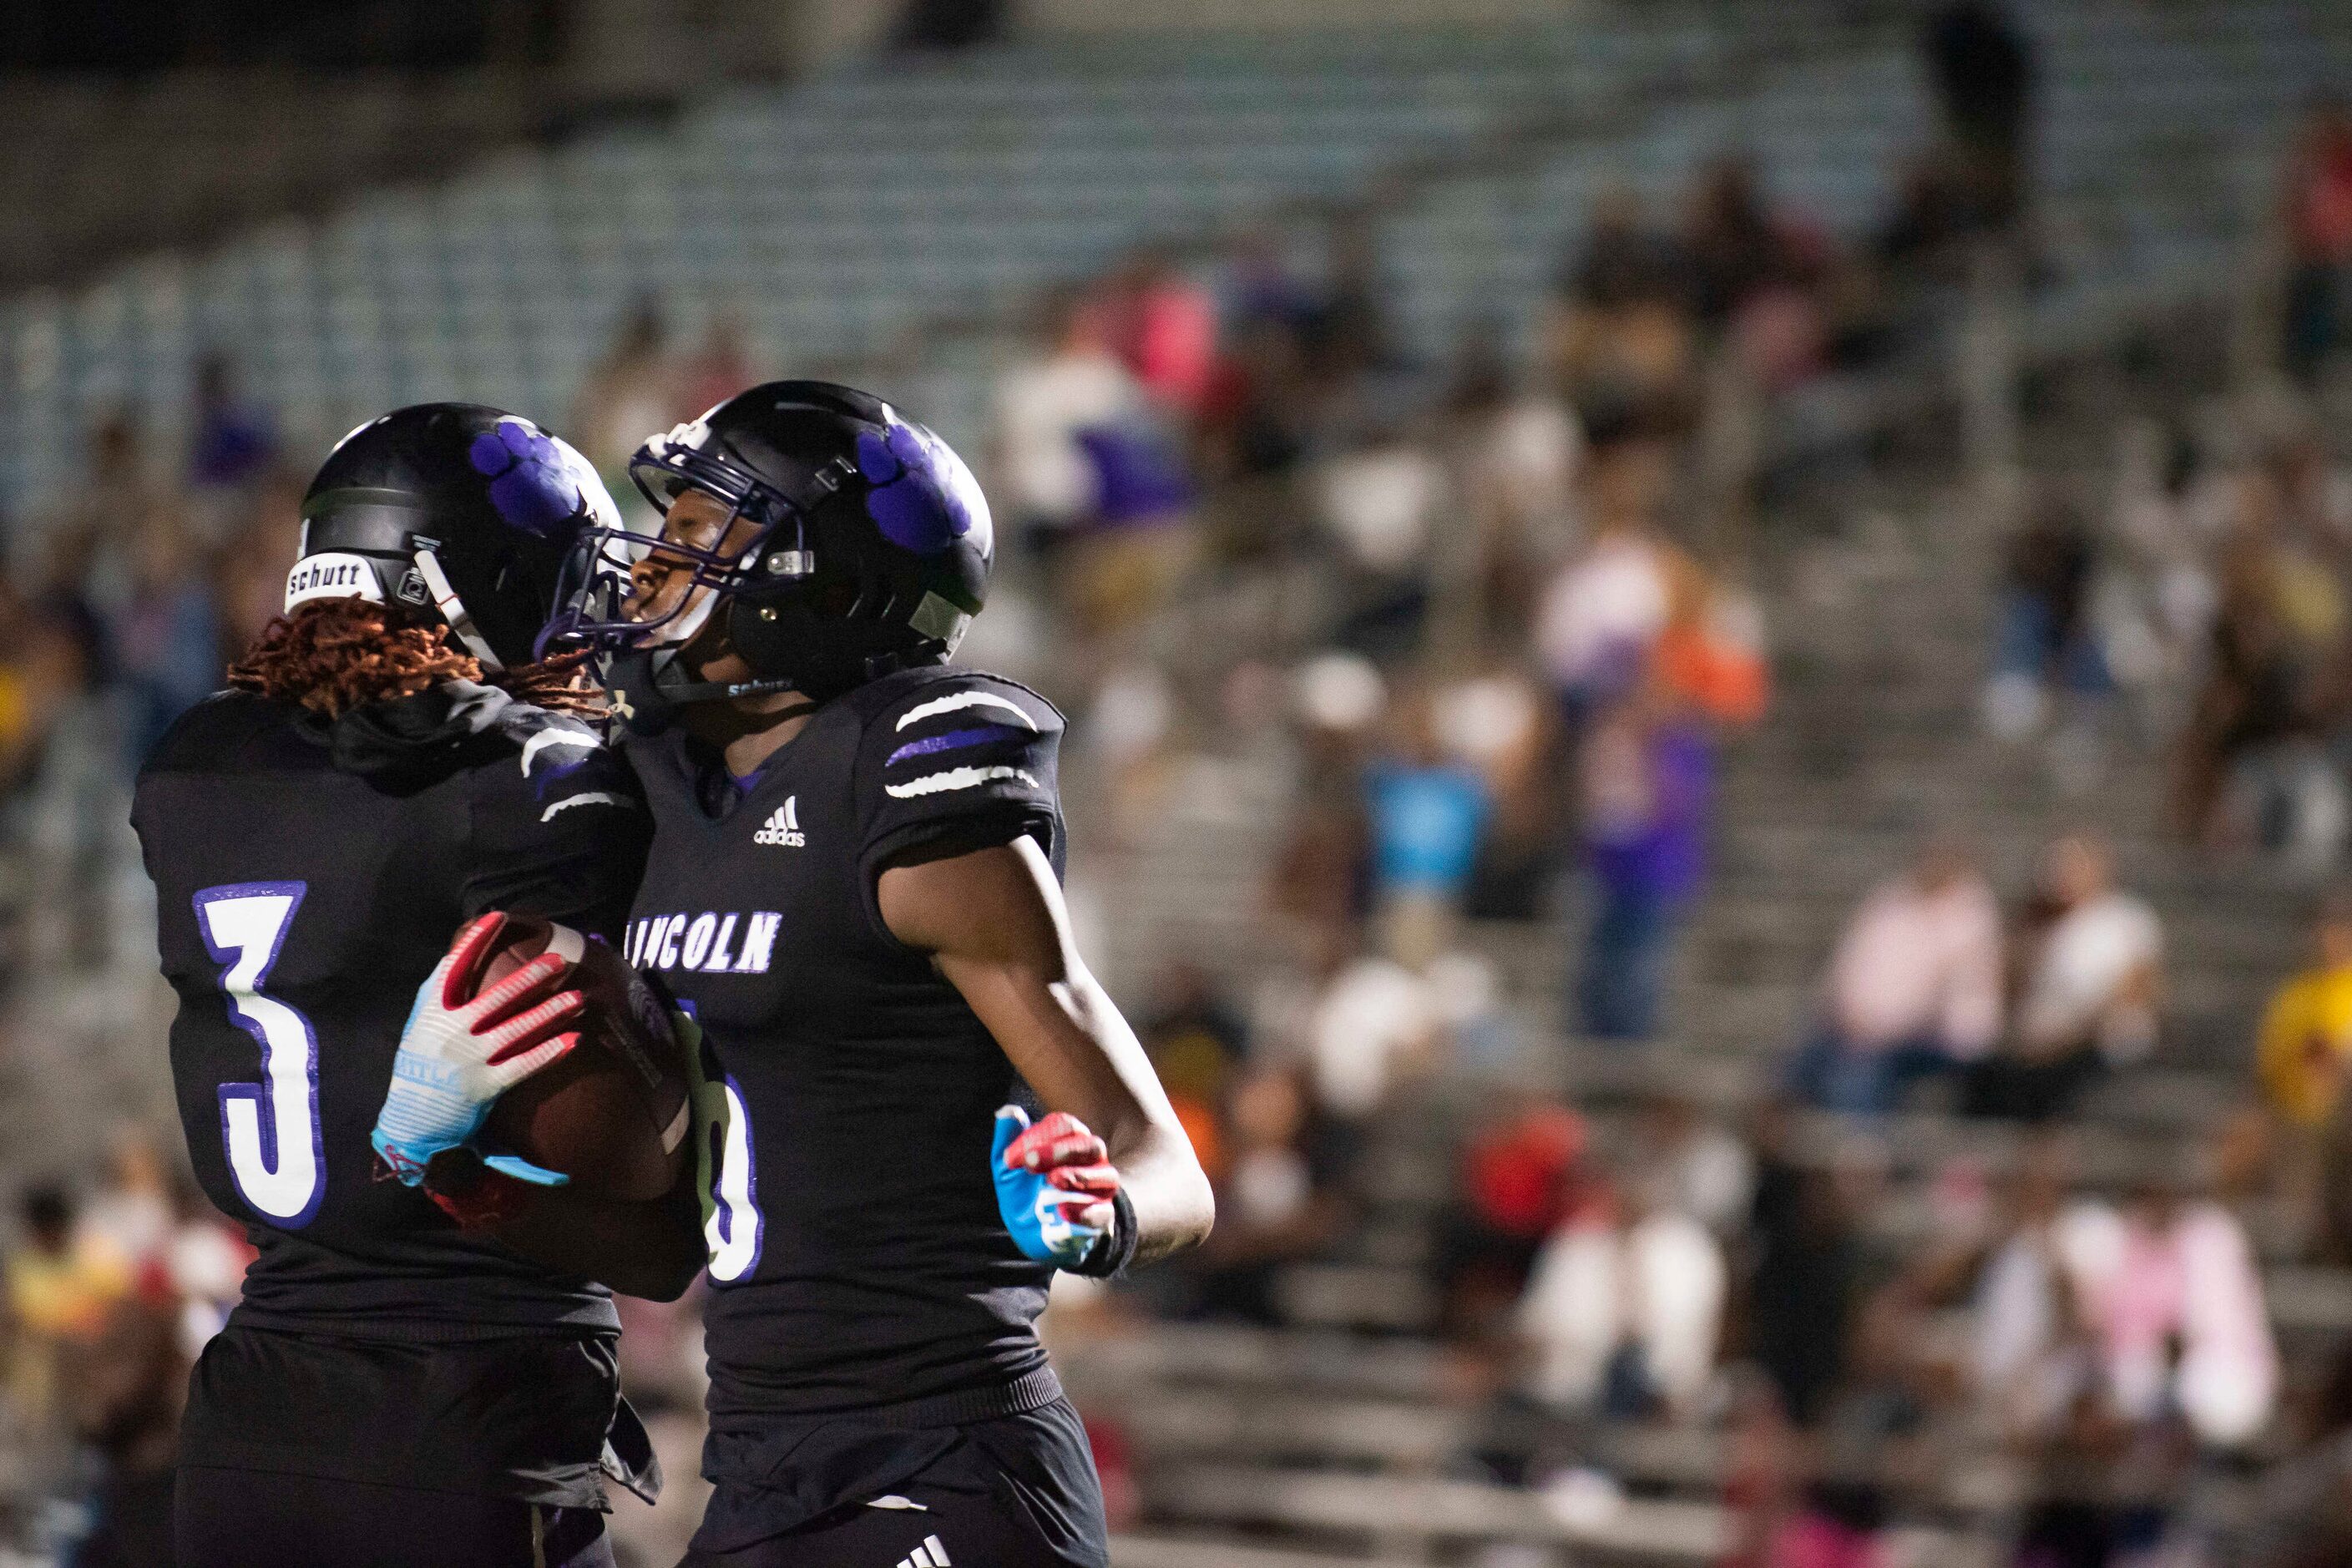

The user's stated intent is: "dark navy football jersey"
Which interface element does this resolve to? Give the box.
[133,682,650,1339]
[624,665,1064,1419]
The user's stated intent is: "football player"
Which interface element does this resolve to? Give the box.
[133,405,706,1568]
[544,381,1213,1566]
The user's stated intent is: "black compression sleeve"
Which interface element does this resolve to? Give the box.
[1071,1188,1137,1279]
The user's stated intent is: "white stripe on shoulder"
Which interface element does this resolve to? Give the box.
[519,728,599,776]
[893,689,1035,732]
[883,766,1039,799]
[540,790,629,822]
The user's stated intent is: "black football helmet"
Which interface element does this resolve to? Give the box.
[543,379,993,728]
[290,403,620,670]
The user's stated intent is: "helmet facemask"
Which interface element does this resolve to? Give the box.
[543,387,989,726]
[539,414,852,661]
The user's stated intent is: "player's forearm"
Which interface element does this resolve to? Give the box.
[1115,1120,1216,1265]
[1057,973,1214,1262]
[886,838,1214,1263]
[974,960,1215,1265]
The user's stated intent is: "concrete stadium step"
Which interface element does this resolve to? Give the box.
[1085,1389,1466,1470]
[1237,1249,2352,1343]
[1138,1464,2001,1567]
[1272,1262,1440,1331]
[1142,1463,1730,1563]
[1055,1323,1451,1403]
[1100,1388,2039,1521]
[1110,1537,1426,1568]
[1547,1039,2246,1129]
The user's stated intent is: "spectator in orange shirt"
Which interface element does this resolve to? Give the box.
[1143,962,1248,1182]
[1656,554,1770,725]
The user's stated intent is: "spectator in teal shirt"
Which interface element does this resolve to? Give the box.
[1363,694,1493,965]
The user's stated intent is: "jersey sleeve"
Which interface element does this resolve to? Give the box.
[854,675,1065,893]
[461,711,651,943]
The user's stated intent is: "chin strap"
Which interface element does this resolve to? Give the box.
[871,639,950,681]
[603,646,819,736]
[601,637,951,736]
[665,675,809,706]
[412,549,503,670]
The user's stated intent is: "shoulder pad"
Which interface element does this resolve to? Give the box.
[138,689,276,778]
[849,665,1065,736]
[492,705,610,772]
[853,668,1062,826]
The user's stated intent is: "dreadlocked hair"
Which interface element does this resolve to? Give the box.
[230,598,608,720]
[230,599,473,716]
[490,645,607,717]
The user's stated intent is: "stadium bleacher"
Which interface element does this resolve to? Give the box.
[8,0,2349,529]
[10,4,2352,1564]
[0,13,1758,504]
[1046,349,2304,1560]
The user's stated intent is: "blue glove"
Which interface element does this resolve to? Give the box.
[372,913,584,1188]
[990,1105,1120,1268]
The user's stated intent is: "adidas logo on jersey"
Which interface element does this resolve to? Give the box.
[752,797,805,848]
[894,1535,952,1568]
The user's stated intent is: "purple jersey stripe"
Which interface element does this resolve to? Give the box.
[885,724,1022,768]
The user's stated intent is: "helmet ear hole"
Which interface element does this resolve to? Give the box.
[814,579,861,620]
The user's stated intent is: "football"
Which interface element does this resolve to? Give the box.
[473,913,691,1203]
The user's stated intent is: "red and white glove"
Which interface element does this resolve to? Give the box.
[371,913,584,1187]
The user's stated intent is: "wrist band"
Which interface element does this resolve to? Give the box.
[1072,1188,1137,1278]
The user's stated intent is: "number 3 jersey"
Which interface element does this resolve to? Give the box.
[624,665,1065,1422]
[132,681,650,1339]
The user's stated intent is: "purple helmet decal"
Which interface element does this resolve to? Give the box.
[856,421,991,557]
[468,417,586,536]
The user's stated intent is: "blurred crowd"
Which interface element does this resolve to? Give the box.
[1977,377,2352,873]
[0,353,299,993]
[1787,832,2160,1124]
[19,7,2352,1567]
[953,46,2352,1568]
[1955,96,2352,877]
[991,190,1788,1050]
[1,1130,248,1561]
